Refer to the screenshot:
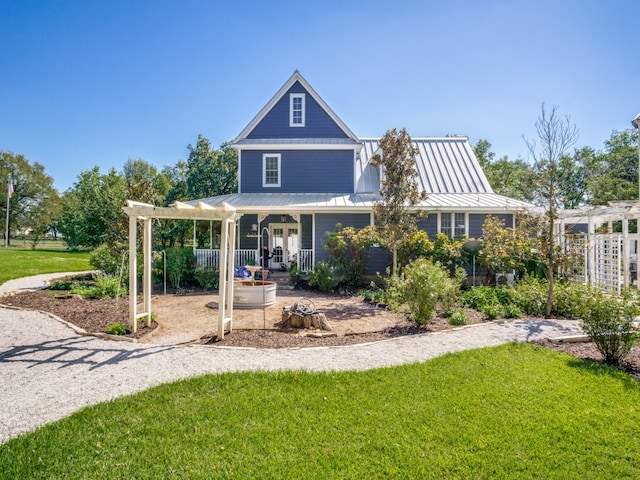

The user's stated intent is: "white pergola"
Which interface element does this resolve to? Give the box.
[122,200,242,339]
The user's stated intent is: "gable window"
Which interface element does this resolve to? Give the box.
[263,154,281,187]
[289,93,305,127]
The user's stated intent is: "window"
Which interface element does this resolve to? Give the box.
[290,93,305,127]
[454,213,466,239]
[263,154,281,187]
[439,213,467,239]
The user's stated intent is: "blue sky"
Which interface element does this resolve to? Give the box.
[2,0,639,191]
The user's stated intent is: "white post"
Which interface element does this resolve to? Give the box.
[226,217,236,334]
[129,215,138,333]
[623,215,630,287]
[143,218,152,327]
[4,177,11,248]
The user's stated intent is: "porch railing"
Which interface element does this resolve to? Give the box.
[195,249,258,270]
[298,249,313,272]
[195,248,314,272]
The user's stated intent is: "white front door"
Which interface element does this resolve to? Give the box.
[269,224,299,270]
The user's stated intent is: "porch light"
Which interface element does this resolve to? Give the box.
[251,223,257,232]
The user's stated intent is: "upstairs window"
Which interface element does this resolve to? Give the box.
[263,154,281,187]
[290,93,305,127]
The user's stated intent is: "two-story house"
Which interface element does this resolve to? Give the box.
[191,71,531,273]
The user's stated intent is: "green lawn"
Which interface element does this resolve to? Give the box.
[0,247,92,284]
[1,343,638,478]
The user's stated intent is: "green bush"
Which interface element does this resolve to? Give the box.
[359,285,385,304]
[509,275,547,316]
[194,267,219,289]
[90,243,126,277]
[447,310,467,326]
[502,303,523,319]
[164,248,197,289]
[461,286,499,310]
[402,258,461,324]
[105,322,129,336]
[578,292,640,366]
[72,274,127,299]
[480,303,504,320]
[309,261,341,292]
[381,270,408,312]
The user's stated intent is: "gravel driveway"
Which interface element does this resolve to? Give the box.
[0,273,582,444]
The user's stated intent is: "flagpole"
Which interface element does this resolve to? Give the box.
[5,177,11,248]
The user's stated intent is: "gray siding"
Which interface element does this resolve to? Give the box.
[417,215,438,238]
[241,149,354,193]
[314,213,371,264]
[247,81,348,139]
[469,213,513,239]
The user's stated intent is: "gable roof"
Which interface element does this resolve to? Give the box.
[233,70,359,144]
[356,137,494,195]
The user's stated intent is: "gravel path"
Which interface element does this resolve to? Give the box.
[0,273,583,444]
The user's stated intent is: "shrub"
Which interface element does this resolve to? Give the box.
[461,286,499,310]
[105,322,129,336]
[502,303,523,319]
[165,248,197,289]
[324,224,376,286]
[448,310,467,326]
[509,275,547,316]
[578,292,640,366]
[90,243,127,277]
[359,285,385,304]
[194,267,219,289]
[480,303,504,320]
[72,274,127,299]
[381,270,408,312]
[402,258,461,324]
[309,261,341,292]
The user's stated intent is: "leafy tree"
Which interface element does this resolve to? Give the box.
[58,167,127,249]
[186,135,238,200]
[0,151,59,246]
[583,129,639,205]
[524,103,579,317]
[370,128,427,274]
[473,139,535,202]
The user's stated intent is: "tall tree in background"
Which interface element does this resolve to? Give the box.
[185,135,238,200]
[0,151,59,246]
[583,129,639,205]
[58,167,127,249]
[370,128,427,274]
[474,140,536,202]
[525,104,579,317]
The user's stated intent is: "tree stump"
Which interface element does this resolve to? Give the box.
[280,311,332,331]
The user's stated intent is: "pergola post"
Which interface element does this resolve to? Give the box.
[129,214,138,333]
[143,217,152,327]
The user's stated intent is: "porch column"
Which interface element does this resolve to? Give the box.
[128,215,138,333]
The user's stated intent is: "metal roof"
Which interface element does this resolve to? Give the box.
[357,137,494,195]
[193,192,531,213]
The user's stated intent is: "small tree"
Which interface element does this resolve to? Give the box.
[525,104,579,317]
[370,128,427,275]
[324,223,377,286]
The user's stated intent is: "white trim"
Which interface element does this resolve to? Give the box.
[235,143,359,151]
[238,150,242,193]
[262,153,281,187]
[289,93,305,127]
